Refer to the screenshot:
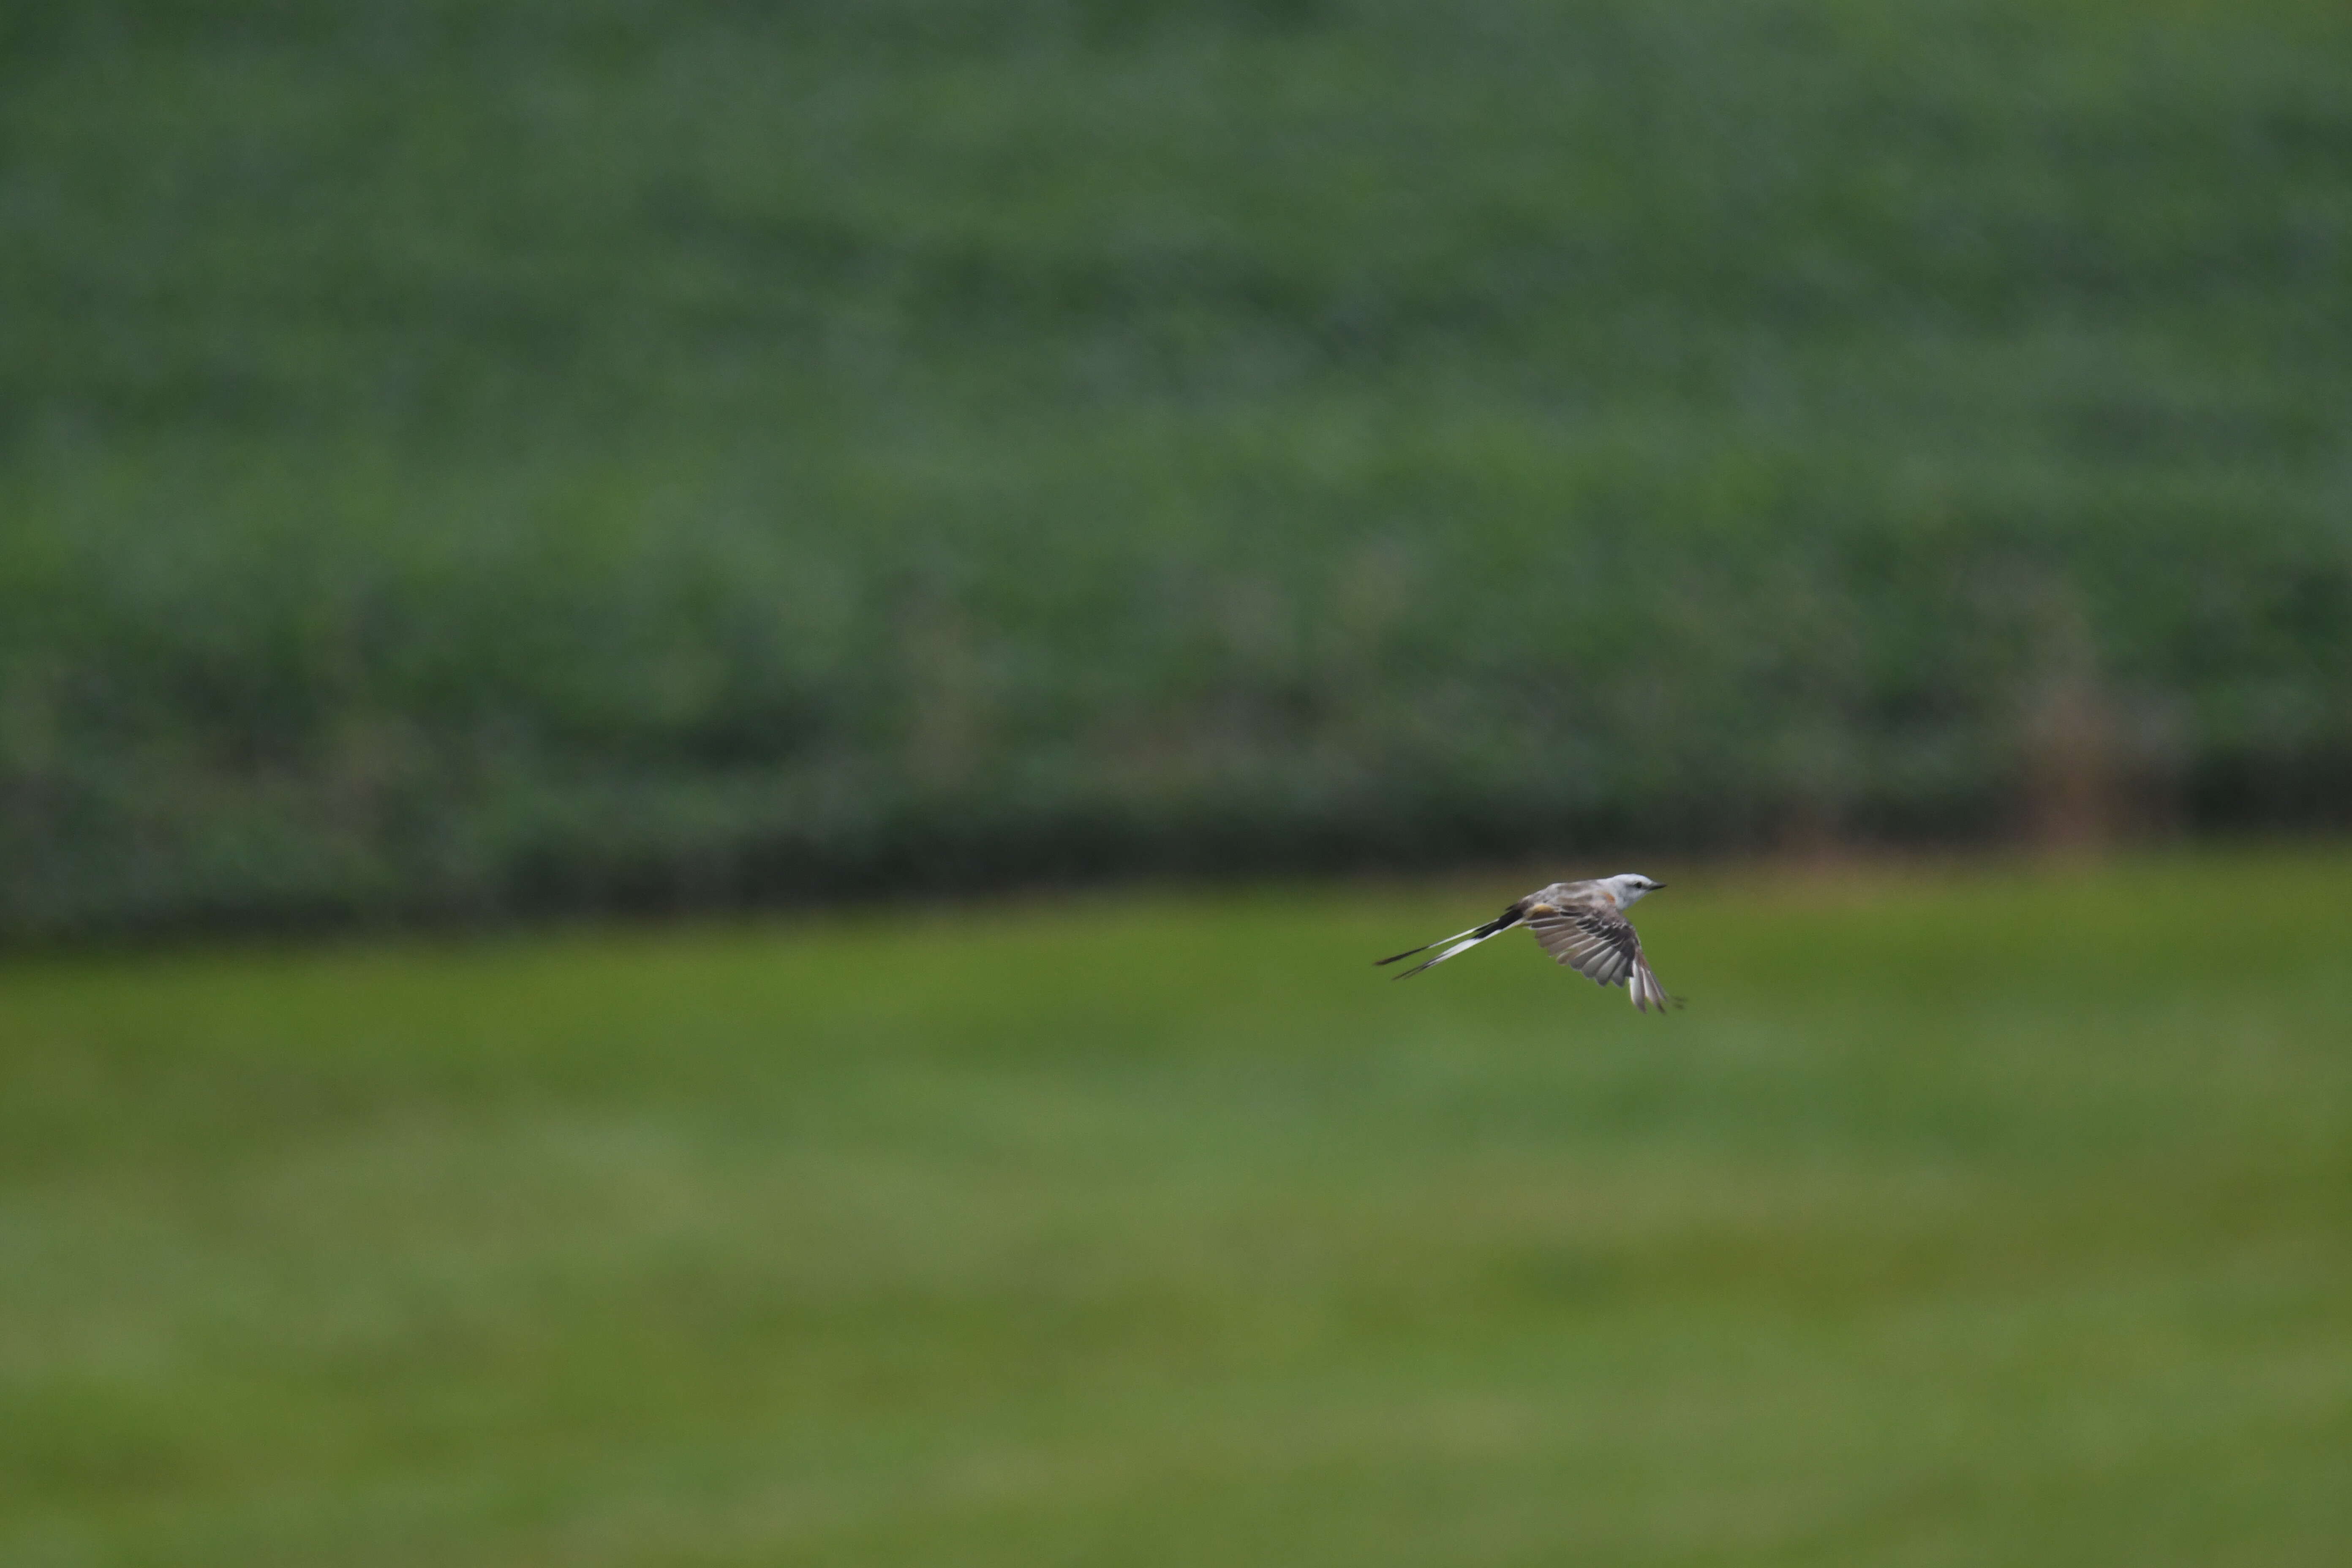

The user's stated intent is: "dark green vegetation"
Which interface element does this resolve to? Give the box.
[6,0,2352,932]
[4,852,2348,1564]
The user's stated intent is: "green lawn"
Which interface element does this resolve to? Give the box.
[4,850,2349,1565]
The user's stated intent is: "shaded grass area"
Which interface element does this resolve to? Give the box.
[3,849,2349,1564]
[6,0,2352,931]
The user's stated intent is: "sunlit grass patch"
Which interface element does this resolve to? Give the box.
[2,849,2347,1563]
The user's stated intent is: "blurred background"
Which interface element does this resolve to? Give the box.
[3,1,2348,1563]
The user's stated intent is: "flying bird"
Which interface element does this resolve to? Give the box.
[1375,874,1678,1011]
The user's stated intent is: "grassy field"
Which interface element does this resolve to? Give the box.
[3,848,2347,1565]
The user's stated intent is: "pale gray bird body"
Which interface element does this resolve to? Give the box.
[1375,873,1677,1011]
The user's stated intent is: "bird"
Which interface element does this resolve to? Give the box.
[1375,873,1679,1011]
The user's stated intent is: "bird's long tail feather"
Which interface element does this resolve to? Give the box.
[1372,925,1478,967]
[1376,909,1524,979]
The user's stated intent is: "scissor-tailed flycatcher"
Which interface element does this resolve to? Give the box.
[1375,874,1678,1011]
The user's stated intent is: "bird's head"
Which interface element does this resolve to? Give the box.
[1606,872,1665,907]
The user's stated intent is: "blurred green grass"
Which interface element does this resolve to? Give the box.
[6,0,2352,931]
[4,848,2347,1565]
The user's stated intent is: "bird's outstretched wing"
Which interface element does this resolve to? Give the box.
[1526,904,1677,1012]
